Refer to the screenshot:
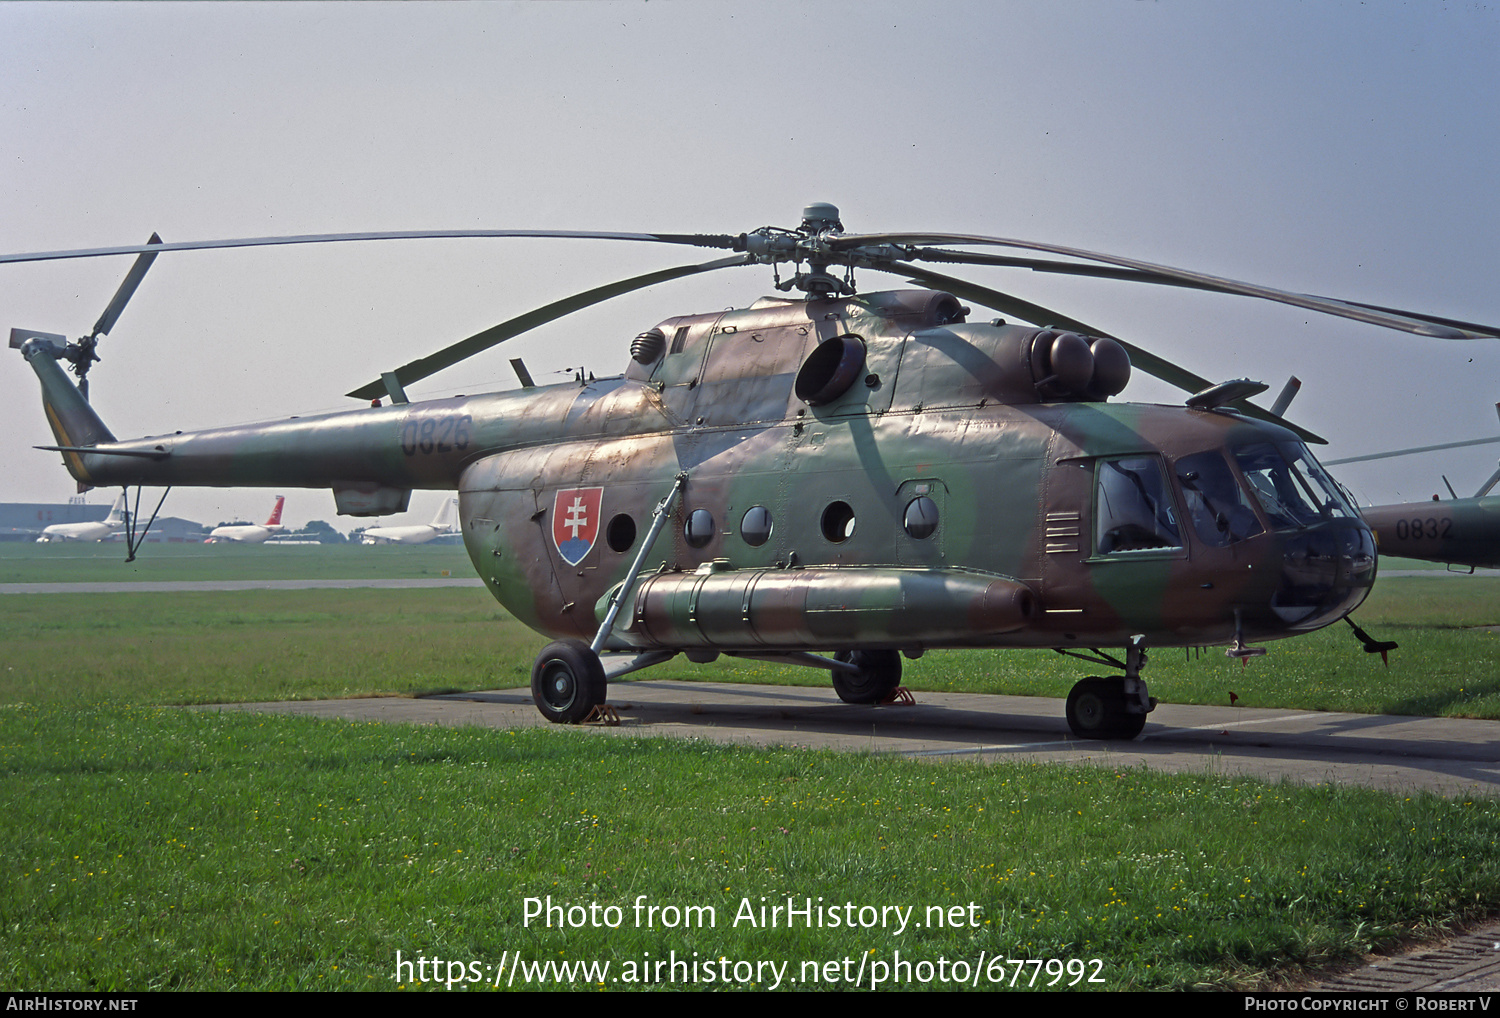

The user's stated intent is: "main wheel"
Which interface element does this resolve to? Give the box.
[1065,677,1145,740]
[531,639,607,724]
[1112,710,1146,740]
[831,649,902,704]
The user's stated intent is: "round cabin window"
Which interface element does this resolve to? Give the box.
[606,513,636,553]
[903,496,939,540]
[684,508,716,549]
[741,505,773,547]
[820,501,857,543]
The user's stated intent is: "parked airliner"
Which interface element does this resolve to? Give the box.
[359,498,459,545]
[207,496,286,544]
[36,496,126,542]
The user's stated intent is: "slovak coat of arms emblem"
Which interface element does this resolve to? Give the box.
[552,487,603,566]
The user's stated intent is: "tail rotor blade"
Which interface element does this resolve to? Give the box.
[90,233,162,339]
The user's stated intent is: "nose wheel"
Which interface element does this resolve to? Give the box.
[1065,677,1146,740]
[1063,640,1154,740]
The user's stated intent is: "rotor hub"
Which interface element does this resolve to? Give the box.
[800,202,843,234]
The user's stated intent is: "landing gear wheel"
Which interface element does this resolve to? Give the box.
[831,649,902,704]
[1065,677,1145,740]
[531,639,607,724]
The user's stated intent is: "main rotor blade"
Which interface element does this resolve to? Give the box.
[0,229,741,266]
[1324,436,1500,466]
[837,232,1499,340]
[1329,300,1500,339]
[346,254,751,401]
[882,262,1326,443]
[888,262,1210,389]
[912,247,1500,341]
[90,233,162,338]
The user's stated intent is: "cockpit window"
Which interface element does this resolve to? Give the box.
[1289,445,1357,518]
[1095,456,1183,554]
[1174,451,1264,546]
[1234,442,1354,530]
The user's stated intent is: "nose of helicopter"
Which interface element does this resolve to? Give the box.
[1270,518,1378,629]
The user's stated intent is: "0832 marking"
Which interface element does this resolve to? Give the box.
[1393,517,1452,541]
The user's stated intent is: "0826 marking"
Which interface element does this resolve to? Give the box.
[401,414,472,456]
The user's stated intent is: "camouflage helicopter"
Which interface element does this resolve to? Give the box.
[1362,492,1500,571]
[11,203,1499,739]
[1327,429,1500,571]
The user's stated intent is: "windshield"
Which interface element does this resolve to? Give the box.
[1174,450,1264,546]
[1233,441,1355,530]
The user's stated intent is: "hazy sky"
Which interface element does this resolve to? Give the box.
[2,1,1497,528]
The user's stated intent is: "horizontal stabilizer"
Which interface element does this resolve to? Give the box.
[35,444,170,461]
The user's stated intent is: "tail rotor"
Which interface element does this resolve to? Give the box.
[9,232,162,400]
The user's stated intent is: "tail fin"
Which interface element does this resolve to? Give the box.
[20,339,116,484]
[431,497,459,531]
[265,495,285,526]
[103,494,127,526]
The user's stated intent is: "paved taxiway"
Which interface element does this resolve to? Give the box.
[212,679,1500,799]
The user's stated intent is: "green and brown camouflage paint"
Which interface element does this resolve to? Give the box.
[23,287,1375,662]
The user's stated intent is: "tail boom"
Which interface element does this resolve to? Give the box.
[23,337,492,502]
[23,340,116,484]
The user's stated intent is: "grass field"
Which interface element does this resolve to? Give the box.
[0,540,475,584]
[5,564,1499,721]
[4,543,1500,991]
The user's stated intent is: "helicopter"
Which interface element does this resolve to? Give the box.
[10,203,1499,739]
[1325,430,1500,571]
[1361,494,1500,571]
